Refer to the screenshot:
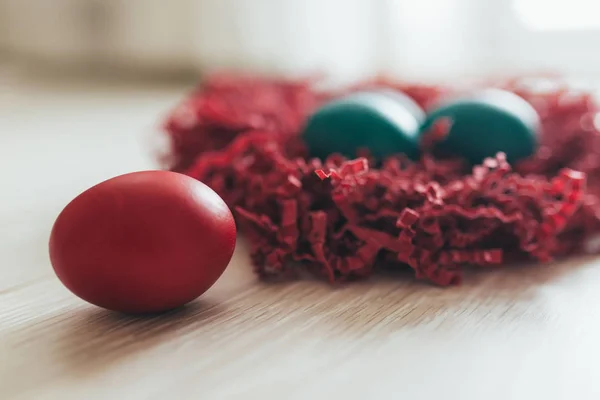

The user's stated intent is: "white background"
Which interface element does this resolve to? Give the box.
[1,0,600,83]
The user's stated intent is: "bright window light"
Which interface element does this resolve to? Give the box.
[514,0,600,30]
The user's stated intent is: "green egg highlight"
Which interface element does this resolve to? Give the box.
[421,89,540,164]
[302,91,425,161]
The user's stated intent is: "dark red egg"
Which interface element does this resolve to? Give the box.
[49,170,236,314]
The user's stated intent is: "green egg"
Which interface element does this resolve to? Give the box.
[420,89,540,164]
[302,91,425,161]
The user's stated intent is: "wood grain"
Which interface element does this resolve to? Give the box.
[2,79,600,400]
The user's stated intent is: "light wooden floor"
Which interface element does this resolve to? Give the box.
[2,77,600,400]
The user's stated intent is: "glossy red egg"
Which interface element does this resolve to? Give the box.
[49,170,236,313]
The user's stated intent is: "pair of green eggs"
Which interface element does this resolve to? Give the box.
[302,88,540,164]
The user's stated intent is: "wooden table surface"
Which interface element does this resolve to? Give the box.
[2,78,600,400]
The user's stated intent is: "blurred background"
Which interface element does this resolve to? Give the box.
[2,0,600,85]
[2,0,600,222]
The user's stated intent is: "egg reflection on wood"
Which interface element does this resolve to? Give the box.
[301,91,425,161]
[420,89,540,164]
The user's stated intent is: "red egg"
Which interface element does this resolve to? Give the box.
[49,170,236,313]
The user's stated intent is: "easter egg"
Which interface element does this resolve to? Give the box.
[421,89,540,164]
[49,170,236,314]
[302,91,425,160]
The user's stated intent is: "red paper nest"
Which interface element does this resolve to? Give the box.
[161,73,600,286]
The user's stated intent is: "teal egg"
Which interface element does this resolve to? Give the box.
[301,91,425,161]
[421,89,540,164]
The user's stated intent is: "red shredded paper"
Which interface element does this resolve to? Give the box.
[161,73,600,286]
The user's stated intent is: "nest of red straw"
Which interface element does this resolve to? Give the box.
[161,74,600,286]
